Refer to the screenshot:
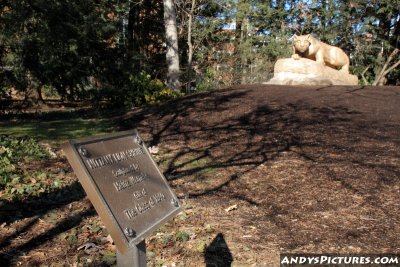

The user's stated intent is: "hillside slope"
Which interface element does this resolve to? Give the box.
[120,84,400,265]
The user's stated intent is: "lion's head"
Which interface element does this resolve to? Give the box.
[293,34,311,53]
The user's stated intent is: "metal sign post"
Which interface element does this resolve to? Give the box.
[117,240,146,267]
[63,130,182,266]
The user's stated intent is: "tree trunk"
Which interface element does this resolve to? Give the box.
[24,87,44,107]
[321,0,327,39]
[24,71,44,107]
[163,0,181,91]
[391,15,400,48]
[186,0,196,93]
[233,0,244,84]
[127,1,142,67]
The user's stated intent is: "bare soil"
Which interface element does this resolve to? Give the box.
[1,85,400,266]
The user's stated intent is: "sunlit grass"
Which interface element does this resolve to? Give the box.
[0,118,115,142]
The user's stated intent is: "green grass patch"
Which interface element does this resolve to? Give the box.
[201,167,217,174]
[166,153,212,171]
[0,118,114,142]
[184,157,210,170]
[157,152,218,180]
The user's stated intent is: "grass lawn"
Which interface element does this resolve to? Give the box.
[0,109,117,142]
[0,118,114,141]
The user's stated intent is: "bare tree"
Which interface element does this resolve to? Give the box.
[373,48,400,86]
[164,0,181,91]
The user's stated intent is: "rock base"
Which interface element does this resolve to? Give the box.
[266,58,359,86]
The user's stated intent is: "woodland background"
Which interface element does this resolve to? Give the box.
[1,1,400,266]
[1,0,400,108]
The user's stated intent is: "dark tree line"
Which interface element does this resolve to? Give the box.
[1,0,399,108]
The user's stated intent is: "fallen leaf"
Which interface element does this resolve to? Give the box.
[224,204,238,212]
[106,234,114,244]
[31,252,45,258]
[77,242,101,254]
[148,146,159,154]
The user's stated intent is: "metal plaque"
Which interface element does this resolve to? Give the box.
[62,130,182,253]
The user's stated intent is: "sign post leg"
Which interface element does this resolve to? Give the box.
[117,240,146,267]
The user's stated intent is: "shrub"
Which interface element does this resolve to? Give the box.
[127,72,184,106]
[96,71,184,108]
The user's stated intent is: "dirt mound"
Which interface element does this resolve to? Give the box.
[120,85,400,265]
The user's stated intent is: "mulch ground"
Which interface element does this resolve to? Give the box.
[1,85,400,266]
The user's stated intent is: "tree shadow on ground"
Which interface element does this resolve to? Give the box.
[0,208,96,266]
[204,233,233,267]
[119,85,400,254]
[0,181,86,226]
[119,86,400,202]
[0,181,91,265]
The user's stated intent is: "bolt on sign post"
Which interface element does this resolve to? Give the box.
[62,130,182,267]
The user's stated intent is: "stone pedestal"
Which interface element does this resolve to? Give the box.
[266,58,359,86]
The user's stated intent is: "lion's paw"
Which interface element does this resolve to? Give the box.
[291,54,300,60]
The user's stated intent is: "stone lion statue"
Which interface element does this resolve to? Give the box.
[292,34,350,72]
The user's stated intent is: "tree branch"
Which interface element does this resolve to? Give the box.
[373,48,400,86]
[361,65,371,85]
[382,49,400,77]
